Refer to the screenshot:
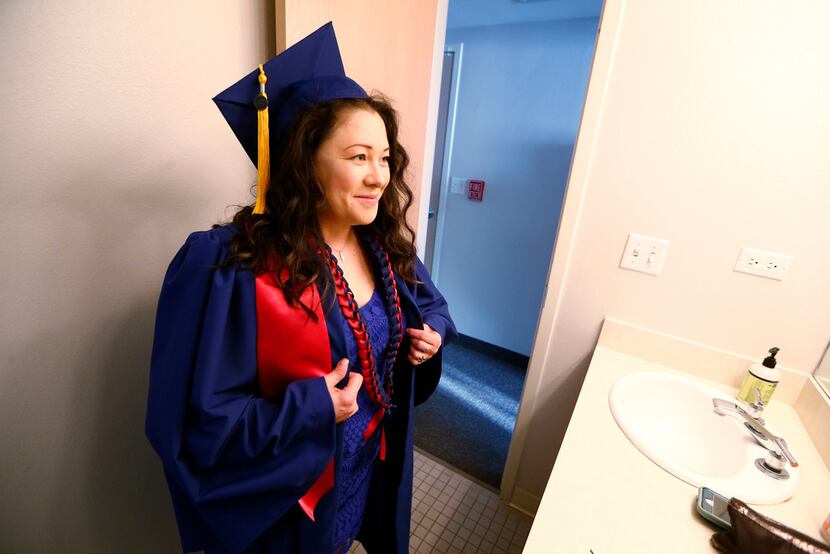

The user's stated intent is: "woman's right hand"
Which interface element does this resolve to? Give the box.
[324,359,362,423]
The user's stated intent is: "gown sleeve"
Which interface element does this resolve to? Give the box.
[410,257,458,406]
[412,257,457,345]
[145,228,336,553]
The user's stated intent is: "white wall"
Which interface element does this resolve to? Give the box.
[0,2,272,551]
[437,18,598,355]
[509,0,830,502]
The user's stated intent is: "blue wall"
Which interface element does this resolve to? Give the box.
[436,18,598,355]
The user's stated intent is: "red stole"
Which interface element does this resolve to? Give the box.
[255,269,333,522]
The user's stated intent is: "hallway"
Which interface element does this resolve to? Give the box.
[414,336,528,488]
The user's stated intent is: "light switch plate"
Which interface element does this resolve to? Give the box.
[450,178,466,194]
[620,233,670,276]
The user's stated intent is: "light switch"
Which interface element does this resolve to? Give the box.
[620,233,670,276]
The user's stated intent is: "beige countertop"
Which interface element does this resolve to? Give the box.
[523,344,830,553]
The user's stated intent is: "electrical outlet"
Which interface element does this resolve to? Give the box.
[734,248,792,280]
[620,233,670,276]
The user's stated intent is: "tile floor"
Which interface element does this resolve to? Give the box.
[349,449,533,553]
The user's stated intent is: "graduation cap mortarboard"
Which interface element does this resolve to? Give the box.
[213,22,367,214]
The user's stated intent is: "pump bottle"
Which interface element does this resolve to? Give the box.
[738,347,781,406]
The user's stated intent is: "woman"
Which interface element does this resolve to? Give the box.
[145,23,456,554]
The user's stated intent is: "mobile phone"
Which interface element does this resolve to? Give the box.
[696,487,732,529]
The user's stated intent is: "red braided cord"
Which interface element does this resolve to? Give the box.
[316,233,402,410]
[328,254,387,407]
[365,232,403,396]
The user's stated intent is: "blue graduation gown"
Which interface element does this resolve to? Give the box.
[145,226,457,553]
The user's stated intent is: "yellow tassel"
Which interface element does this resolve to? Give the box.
[254,64,270,214]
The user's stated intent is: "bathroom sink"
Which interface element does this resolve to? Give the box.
[609,371,799,504]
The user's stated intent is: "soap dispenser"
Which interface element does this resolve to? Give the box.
[738,347,781,406]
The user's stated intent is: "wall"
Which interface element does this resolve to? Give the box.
[437,18,598,355]
[0,1,274,551]
[507,0,830,505]
[279,0,443,248]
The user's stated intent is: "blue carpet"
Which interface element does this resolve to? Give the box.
[413,339,527,488]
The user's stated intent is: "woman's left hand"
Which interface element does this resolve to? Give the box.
[406,323,442,366]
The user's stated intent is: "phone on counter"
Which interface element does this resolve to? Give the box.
[696,487,732,529]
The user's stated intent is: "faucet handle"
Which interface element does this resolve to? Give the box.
[772,436,798,468]
[752,388,765,408]
[745,388,765,422]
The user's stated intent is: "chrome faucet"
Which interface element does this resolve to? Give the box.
[712,397,798,477]
[744,387,766,424]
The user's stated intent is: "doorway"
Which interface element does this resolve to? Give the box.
[414,1,603,495]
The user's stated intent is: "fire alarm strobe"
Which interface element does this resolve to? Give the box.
[467,179,485,201]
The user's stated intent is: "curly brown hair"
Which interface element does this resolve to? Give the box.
[218,94,418,320]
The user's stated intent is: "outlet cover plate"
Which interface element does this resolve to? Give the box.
[620,233,670,276]
[734,248,792,280]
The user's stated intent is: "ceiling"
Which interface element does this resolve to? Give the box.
[446,0,603,30]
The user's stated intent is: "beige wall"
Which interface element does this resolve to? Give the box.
[506,0,830,505]
[0,1,274,551]
[278,0,443,243]
[0,2,445,550]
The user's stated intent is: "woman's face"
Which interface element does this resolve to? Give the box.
[314,108,391,234]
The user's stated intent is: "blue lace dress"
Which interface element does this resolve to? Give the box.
[333,287,391,553]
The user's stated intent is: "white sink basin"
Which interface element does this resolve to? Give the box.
[609,371,799,505]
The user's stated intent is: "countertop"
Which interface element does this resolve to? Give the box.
[523,345,830,553]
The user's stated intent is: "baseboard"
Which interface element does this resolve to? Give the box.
[454,333,530,368]
[506,486,540,518]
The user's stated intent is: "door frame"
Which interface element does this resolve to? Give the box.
[425,42,464,286]
[498,0,621,514]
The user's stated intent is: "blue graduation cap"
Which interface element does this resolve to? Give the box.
[213,22,367,213]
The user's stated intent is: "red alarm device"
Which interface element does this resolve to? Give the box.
[467,179,485,201]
